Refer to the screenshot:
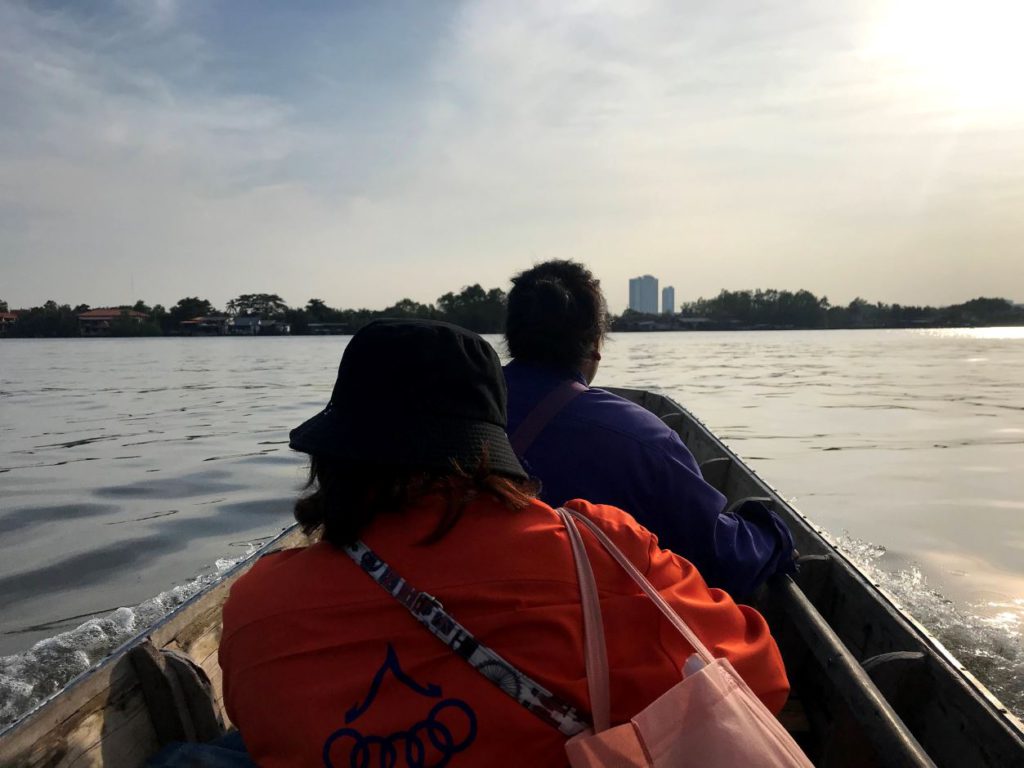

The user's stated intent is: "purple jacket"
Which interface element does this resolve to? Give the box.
[504,360,795,597]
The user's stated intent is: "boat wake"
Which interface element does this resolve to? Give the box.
[2,535,1021,734]
[836,536,1024,722]
[0,548,257,731]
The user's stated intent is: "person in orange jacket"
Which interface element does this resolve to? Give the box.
[219,319,789,768]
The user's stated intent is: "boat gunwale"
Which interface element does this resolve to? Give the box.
[0,524,303,742]
[605,385,1024,738]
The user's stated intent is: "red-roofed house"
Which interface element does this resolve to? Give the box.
[78,308,150,337]
[0,312,17,336]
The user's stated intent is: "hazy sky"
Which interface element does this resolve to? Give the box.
[2,0,1022,313]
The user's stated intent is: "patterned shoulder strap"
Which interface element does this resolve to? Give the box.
[345,539,590,737]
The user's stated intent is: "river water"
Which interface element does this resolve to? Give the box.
[1,329,1022,727]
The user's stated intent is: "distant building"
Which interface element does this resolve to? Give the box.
[260,319,291,335]
[229,316,261,335]
[228,316,291,336]
[628,275,659,314]
[662,286,675,315]
[0,312,17,336]
[180,316,229,336]
[78,308,149,337]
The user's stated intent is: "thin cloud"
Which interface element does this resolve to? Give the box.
[0,0,1021,312]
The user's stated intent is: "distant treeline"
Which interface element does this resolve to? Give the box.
[613,290,1024,331]
[2,288,1021,338]
[0,285,509,337]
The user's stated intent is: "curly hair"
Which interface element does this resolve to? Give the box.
[294,457,540,547]
[505,260,609,370]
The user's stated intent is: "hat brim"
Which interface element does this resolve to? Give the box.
[289,407,528,481]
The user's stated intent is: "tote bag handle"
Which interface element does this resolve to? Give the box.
[560,506,612,733]
[556,506,721,736]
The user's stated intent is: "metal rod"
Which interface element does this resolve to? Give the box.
[771,575,936,768]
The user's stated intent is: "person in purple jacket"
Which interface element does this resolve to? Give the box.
[503,260,796,597]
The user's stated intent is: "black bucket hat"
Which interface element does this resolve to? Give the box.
[289,318,527,480]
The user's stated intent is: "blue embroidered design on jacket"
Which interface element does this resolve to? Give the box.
[322,644,477,768]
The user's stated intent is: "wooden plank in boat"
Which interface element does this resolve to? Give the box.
[0,656,157,768]
[164,625,231,727]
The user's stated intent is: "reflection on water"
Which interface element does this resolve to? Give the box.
[0,330,1022,726]
[0,338,328,662]
[919,327,1024,340]
[595,328,1024,609]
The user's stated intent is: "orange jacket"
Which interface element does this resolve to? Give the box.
[220,497,789,767]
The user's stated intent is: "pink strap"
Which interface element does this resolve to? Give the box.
[557,507,611,733]
[560,507,715,665]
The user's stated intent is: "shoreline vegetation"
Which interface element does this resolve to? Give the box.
[1,287,1022,338]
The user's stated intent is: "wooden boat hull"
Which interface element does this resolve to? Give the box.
[1,389,1022,767]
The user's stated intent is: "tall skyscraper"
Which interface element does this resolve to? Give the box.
[662,286,675,315]
[628,275,659,314]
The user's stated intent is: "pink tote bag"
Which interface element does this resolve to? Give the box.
[556,507,813,768]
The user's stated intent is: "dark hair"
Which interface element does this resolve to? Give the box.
[294,457,539,547]
[506,260,609,370]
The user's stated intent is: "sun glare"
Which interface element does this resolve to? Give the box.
[918,327,1024,340]
[870,0,1024,114]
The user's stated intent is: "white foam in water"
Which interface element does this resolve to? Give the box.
[0,552,255,730]
[836,535,1024,720]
